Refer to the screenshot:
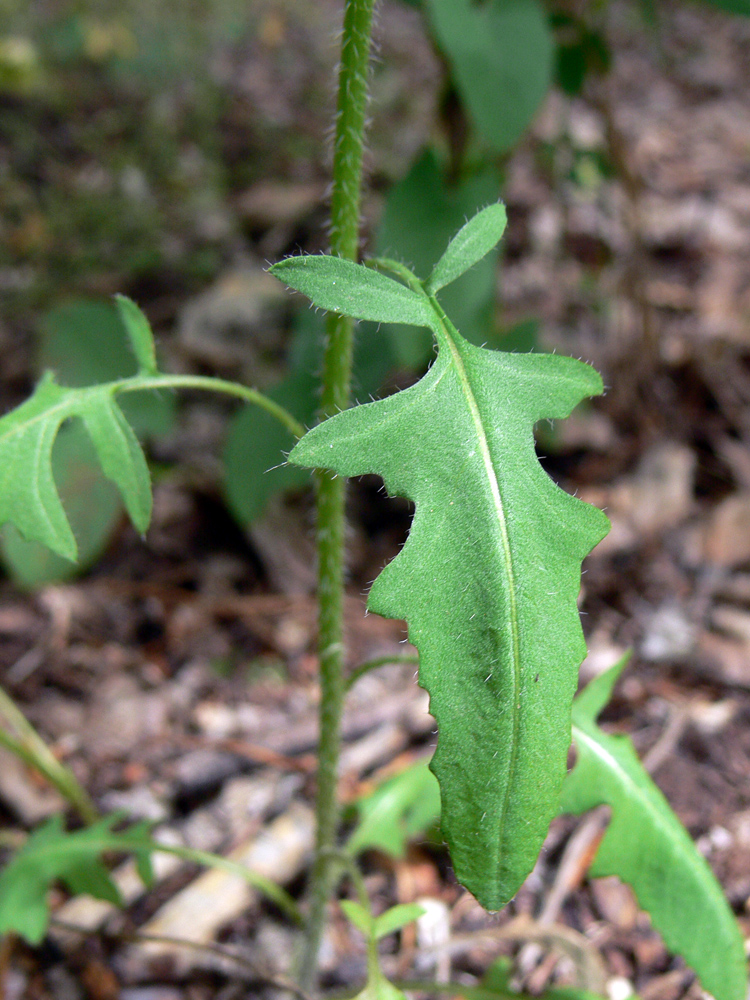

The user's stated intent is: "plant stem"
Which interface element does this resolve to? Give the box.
[299,0,377,990]
[0,685,99,825]
[345,653,419,692]
[120,374,305,439]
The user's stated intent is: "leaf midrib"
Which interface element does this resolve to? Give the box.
[570,718,741,979]
[428,297,522,887]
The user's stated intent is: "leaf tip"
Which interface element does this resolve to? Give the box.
[115,295,158,375]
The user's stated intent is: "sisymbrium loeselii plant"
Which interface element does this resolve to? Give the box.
[0,1,746,998]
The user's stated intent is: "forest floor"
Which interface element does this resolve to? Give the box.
[2,1,750,999]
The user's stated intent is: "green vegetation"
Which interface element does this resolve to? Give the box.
[0,1,748,998]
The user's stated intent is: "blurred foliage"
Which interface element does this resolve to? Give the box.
[0,298,174,586]
[0,0,328,319]
[4,0,750,561]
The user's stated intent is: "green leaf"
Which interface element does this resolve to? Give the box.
[223,311,321,526]
[38,298,174,436]
[426,203,507,294]
[223,305,398,528]
[348,760,441,859]
[269,255,433,328]
[373,902,425,940]
[561,663,748,1000]
[572,651,631,721]
[351,975,409,1000]
[481,957,604,1000]
[425,0,553,153]
[223,372,316,525]
[374,149,502,368]
[341,899,375,937]
[696,0,750,14]
[290,296,608,909]
[115,295,159,375]
[0,373,152,560]
[1,421,123,586]
[0,814,153,944]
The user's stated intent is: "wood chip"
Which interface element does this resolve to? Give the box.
[120,803,313,978]
[705,493,750,567]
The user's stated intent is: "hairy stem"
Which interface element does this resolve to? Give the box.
[299,0,377,990]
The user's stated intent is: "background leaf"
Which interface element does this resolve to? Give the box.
[373,149,502,368]
[290,302,608,909]
[223,306,400,528]
[348,760,441,859]
[351,975,409,1000]
[372,902,425,940]
[696,0,750,14]
[1,422,123,586]
[37,298,174,436]
[561,662,748,1000]
[0,374,152,560]
[0,814,153,944]
[425,0,554,153]
[223,310,320,526]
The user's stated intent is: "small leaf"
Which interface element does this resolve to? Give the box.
[373,902,425,940]
[0,814,153,944]
[374,149,502,367]
[0,374,152,560]
[38,298,174,436]
[348,760,441,859]
[270,255,433,328]
[561,662,748,1000]
[115,295,158,375]
[341,899,374,937]
[426,203,507,293]
[573,651,631,721]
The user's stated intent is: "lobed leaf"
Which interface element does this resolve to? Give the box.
[0,814,153,944]
[290,299,609,909]
[269,255,433,328]
[1,422,123,586]
[426,202,507,294]
[0,373,152,560]
[562,660,748,1000]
